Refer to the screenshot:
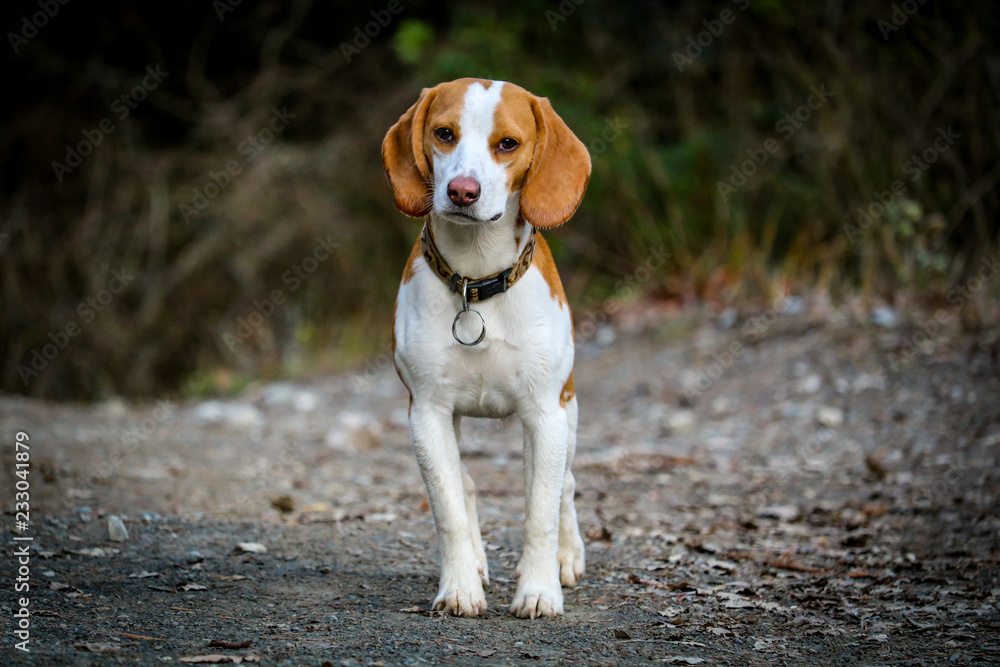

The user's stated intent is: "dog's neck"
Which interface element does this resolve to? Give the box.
[427,197,533,279]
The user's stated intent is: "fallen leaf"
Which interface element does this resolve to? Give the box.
[129,571,161,579]
[180,583,209,591]
[613,629,632,640]
[148,585,174,592]
[658,606,684,618]
[218,575,247,581]
[50,582,72,590]
[661,658,707,665]
[271,496,295,513]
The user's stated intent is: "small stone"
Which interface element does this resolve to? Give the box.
[235,541,267,554]
[665,410,696,435]
[107,515,129,542]
[871,306,898,328]
[186,550,205,564]
[715,307,738,331]
[596,325,617,347]
[709,397,737,416]
[795,373,822,395]
[816,406,844,427]
[758,505,800,522]
[78,506,93,523]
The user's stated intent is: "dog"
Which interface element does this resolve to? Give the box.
[382,78,591,618]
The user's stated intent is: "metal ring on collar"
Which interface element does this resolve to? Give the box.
[452,308,486,346]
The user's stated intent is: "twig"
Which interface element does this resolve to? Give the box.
[114,631,166,642]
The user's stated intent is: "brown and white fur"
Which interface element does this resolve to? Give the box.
[383,78,591,618]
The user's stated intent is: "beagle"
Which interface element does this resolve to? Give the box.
[383,78,591,618]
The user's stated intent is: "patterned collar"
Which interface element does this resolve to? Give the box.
[420,220,537,303]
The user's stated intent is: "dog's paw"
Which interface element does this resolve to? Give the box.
[433,569,487,617]
[558,536,585,587]
[509,581,564,619]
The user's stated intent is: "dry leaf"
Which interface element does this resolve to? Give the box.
[180,583,209,591]
[129,571,161,579]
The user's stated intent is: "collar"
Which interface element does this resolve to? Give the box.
[420,219,536,303]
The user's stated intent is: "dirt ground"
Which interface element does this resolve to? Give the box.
[2,306,999,665]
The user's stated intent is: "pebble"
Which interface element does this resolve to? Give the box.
[235,541,268,554]
[664,410,697,435]
[191,400,264,428]
[817,406,845,427]
[596,325,617,347]
[186,550,205,564]
[872,306,898,328]
[107,515,129,542]
[715,307,738,331]
[263,383,320,412]
[795,373,822,395]
[78,506,93,523]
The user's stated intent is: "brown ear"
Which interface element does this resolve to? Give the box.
[519,96,592,228]
[382,87,438,218]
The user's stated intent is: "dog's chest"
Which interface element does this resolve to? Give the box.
[394,260,573,416]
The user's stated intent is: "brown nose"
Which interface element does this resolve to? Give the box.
[447,176,481,207]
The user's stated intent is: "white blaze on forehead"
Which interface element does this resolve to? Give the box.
[459,80,504,143]
[432,80,510,222]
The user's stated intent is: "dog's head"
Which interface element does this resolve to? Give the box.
[382,78,591,228]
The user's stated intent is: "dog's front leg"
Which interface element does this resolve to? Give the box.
[409,402,487,617]
[510,405,568,618]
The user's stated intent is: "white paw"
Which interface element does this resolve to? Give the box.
[433,566,487,617]
[558,536,585,587]
[509,580,564,619]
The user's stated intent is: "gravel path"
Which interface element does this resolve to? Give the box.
[2,309,999,665]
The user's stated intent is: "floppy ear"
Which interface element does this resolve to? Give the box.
[519,96,592,228]
[382,87,438,218]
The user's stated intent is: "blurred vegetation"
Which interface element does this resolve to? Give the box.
[1,0,997,400]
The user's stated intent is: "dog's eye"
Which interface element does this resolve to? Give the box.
[498,137,519,151]
[434,127,454,142]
